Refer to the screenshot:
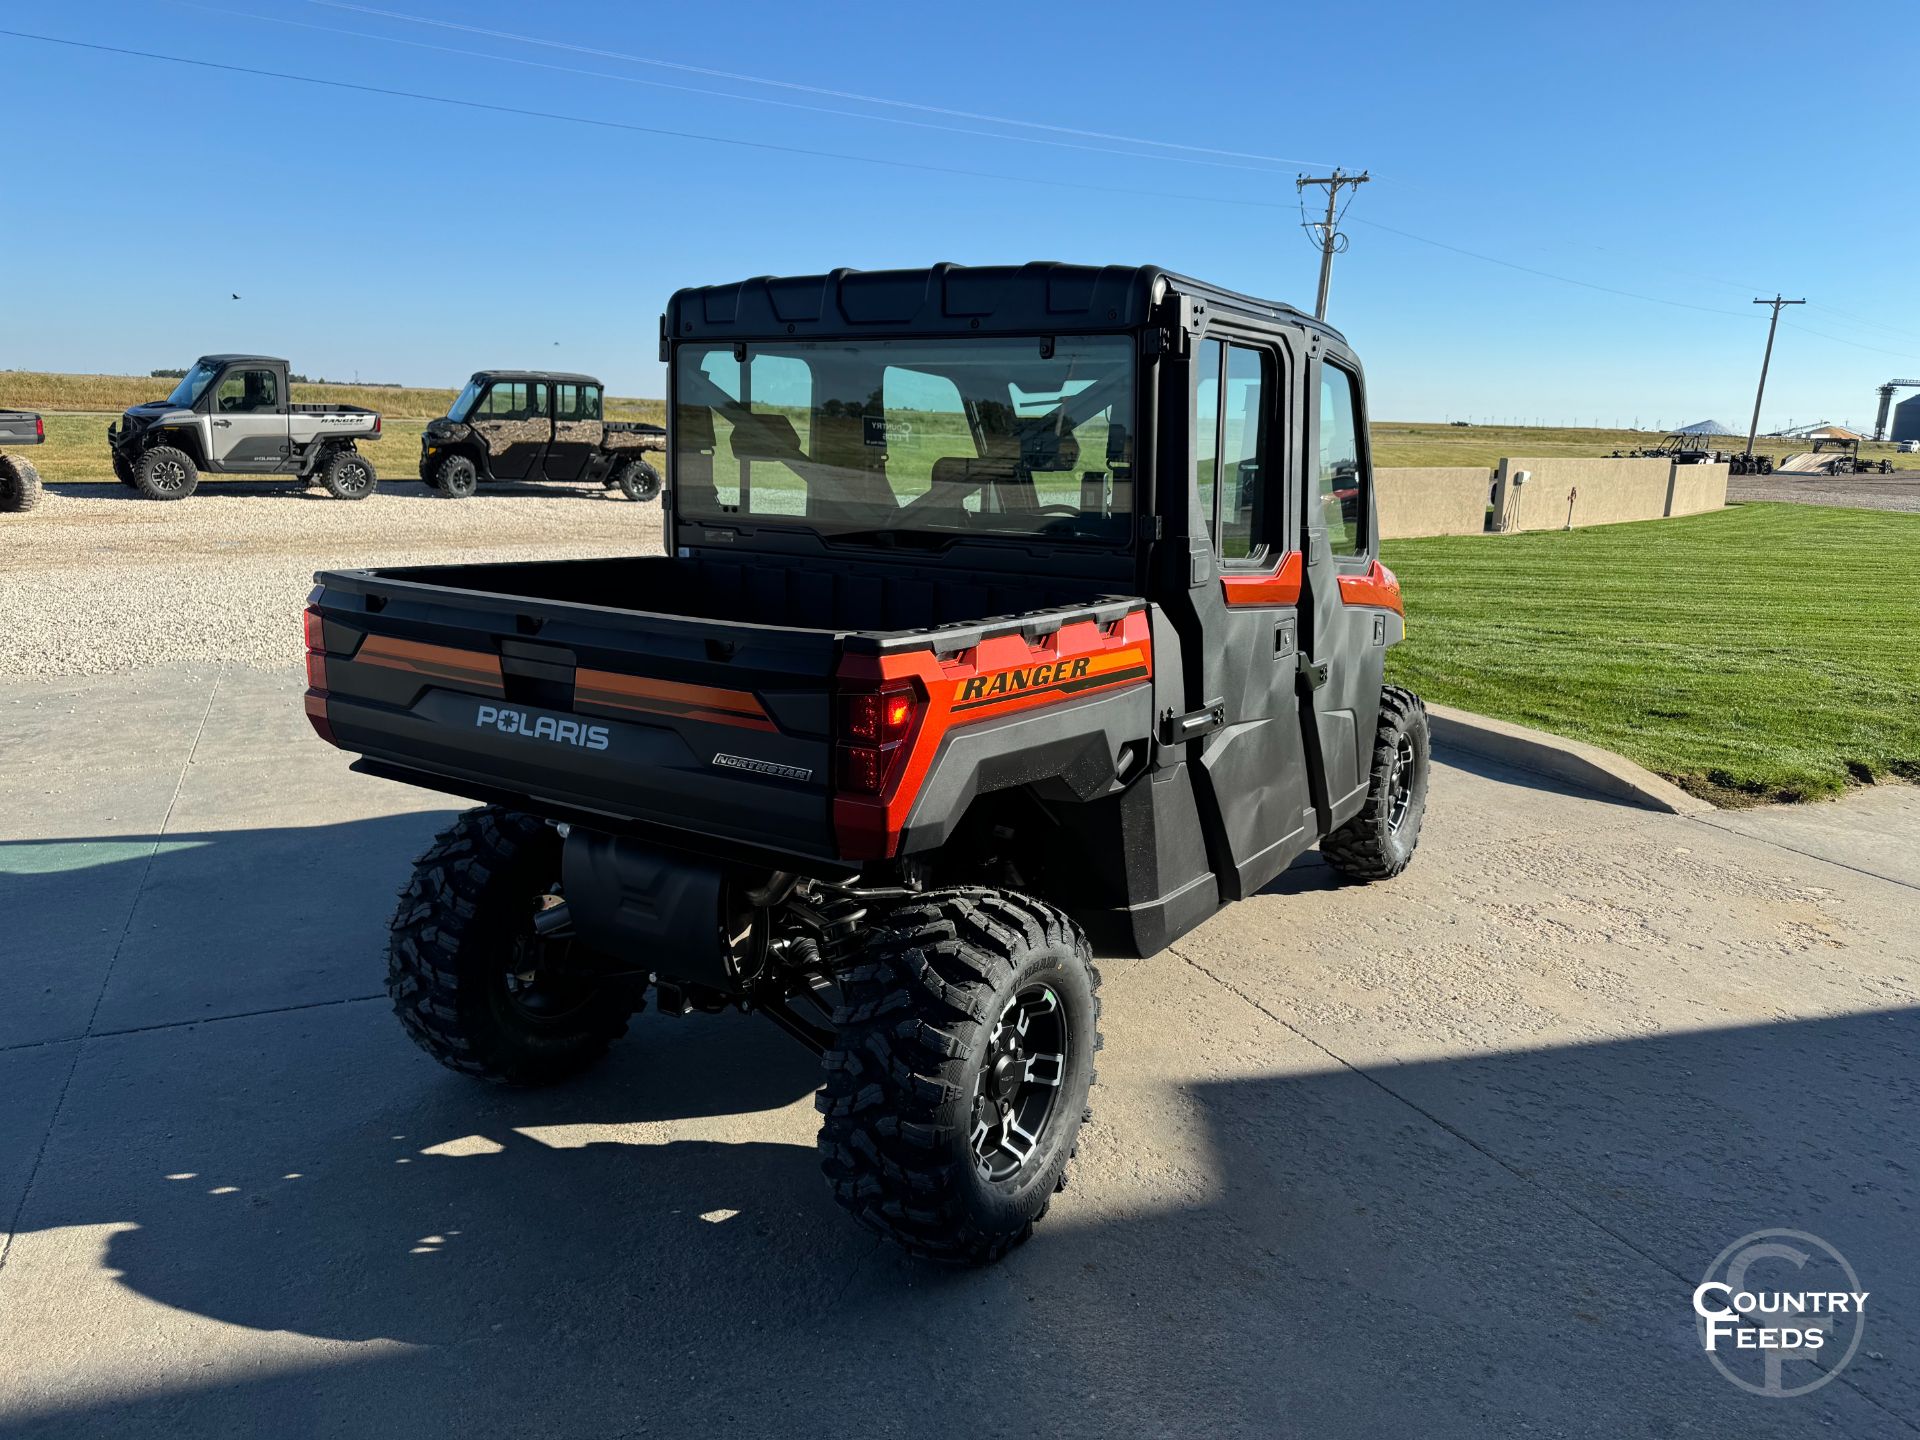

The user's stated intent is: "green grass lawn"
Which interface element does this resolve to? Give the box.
[1384,503,1920,803]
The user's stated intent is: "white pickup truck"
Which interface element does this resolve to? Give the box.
[108,355,383,500]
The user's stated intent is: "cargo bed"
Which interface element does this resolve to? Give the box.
[307,552,1143,864]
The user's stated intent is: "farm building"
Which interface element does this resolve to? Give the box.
[1892,395,1920,444]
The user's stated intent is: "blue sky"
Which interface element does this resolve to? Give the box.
[5,0,1916,428]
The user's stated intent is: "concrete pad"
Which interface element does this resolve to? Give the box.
[89,810,453,1034]
[3,955,1907,1437]
[3,667,1917,1436]
[1698,783,1920,891]
[0,670,213,842]
[0,842,155,1047]
[0,1043,78,1247]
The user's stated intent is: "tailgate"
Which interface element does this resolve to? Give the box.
[306,569,839,858]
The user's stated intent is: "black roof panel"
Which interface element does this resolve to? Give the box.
[469,370,604,386]
[664,262,1345,345]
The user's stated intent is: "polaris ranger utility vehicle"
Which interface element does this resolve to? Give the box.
[304,263,1428,1264]
[420,371,666,500]
[108,356,382,500]
[0,408,45,512]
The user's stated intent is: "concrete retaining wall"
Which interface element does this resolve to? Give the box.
[1494,456,1675,532]
[1665,462,1729,517]
[1374,466,1494,538]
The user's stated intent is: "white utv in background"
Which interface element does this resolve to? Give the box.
[107,355,383,500]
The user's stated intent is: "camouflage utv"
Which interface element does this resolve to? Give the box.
[419,372,666,500]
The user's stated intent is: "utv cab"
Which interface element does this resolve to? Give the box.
[419,371,666,501]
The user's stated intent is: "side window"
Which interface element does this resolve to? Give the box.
[1194,339,1221,544]
[216,368,278,414]
[581,384,602,421]
[1193,339,1273,561]
[530,382,549,418]
[1219,345,1267,560]
[480,382,529,420]
[556,383,579,420]
[1316,364,1368,555]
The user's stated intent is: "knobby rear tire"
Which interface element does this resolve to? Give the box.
[1321,684,1430,881]
[817,887,1100,1266]
[0,454,42,513]
[388,806,637,1086]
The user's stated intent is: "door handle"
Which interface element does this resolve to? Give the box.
[1159,702,1226,745]
[212,419,232,427]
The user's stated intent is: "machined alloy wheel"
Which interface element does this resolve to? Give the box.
[1385,732,1418,834]
[1321,684,1430,881]
[321,451,378,500]
[132,445,199,501]
[970,985,1070,1182]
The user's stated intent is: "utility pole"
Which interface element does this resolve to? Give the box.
[1746,295,1804,456]
[1297,169,1370,320]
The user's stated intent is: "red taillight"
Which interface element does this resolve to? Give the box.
[35,416,44,440]
[373,415,382,436]
[836,681,921,795]
[842,688,916,745]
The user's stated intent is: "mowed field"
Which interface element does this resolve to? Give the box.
[1384,502,1920,802]
[0,371,666,484]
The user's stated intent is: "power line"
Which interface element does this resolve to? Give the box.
[1785,318,1920,363]
[1350,216,1749,317]
[305,0,1345,171]
[173,0,1308,177]
[0,28,1304,214]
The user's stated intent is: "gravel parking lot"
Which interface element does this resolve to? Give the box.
[1729,472,1920,512]
[1,487,662,678]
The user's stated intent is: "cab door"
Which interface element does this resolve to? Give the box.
[545,381,600,481]
[207,364,291,472]
[1180,328,1318,899]
[1297,346,1395,832]
[469,379,547,480]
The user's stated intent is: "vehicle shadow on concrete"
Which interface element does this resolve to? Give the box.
[3,822,1915,1436]
[1431,744,1663,809]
